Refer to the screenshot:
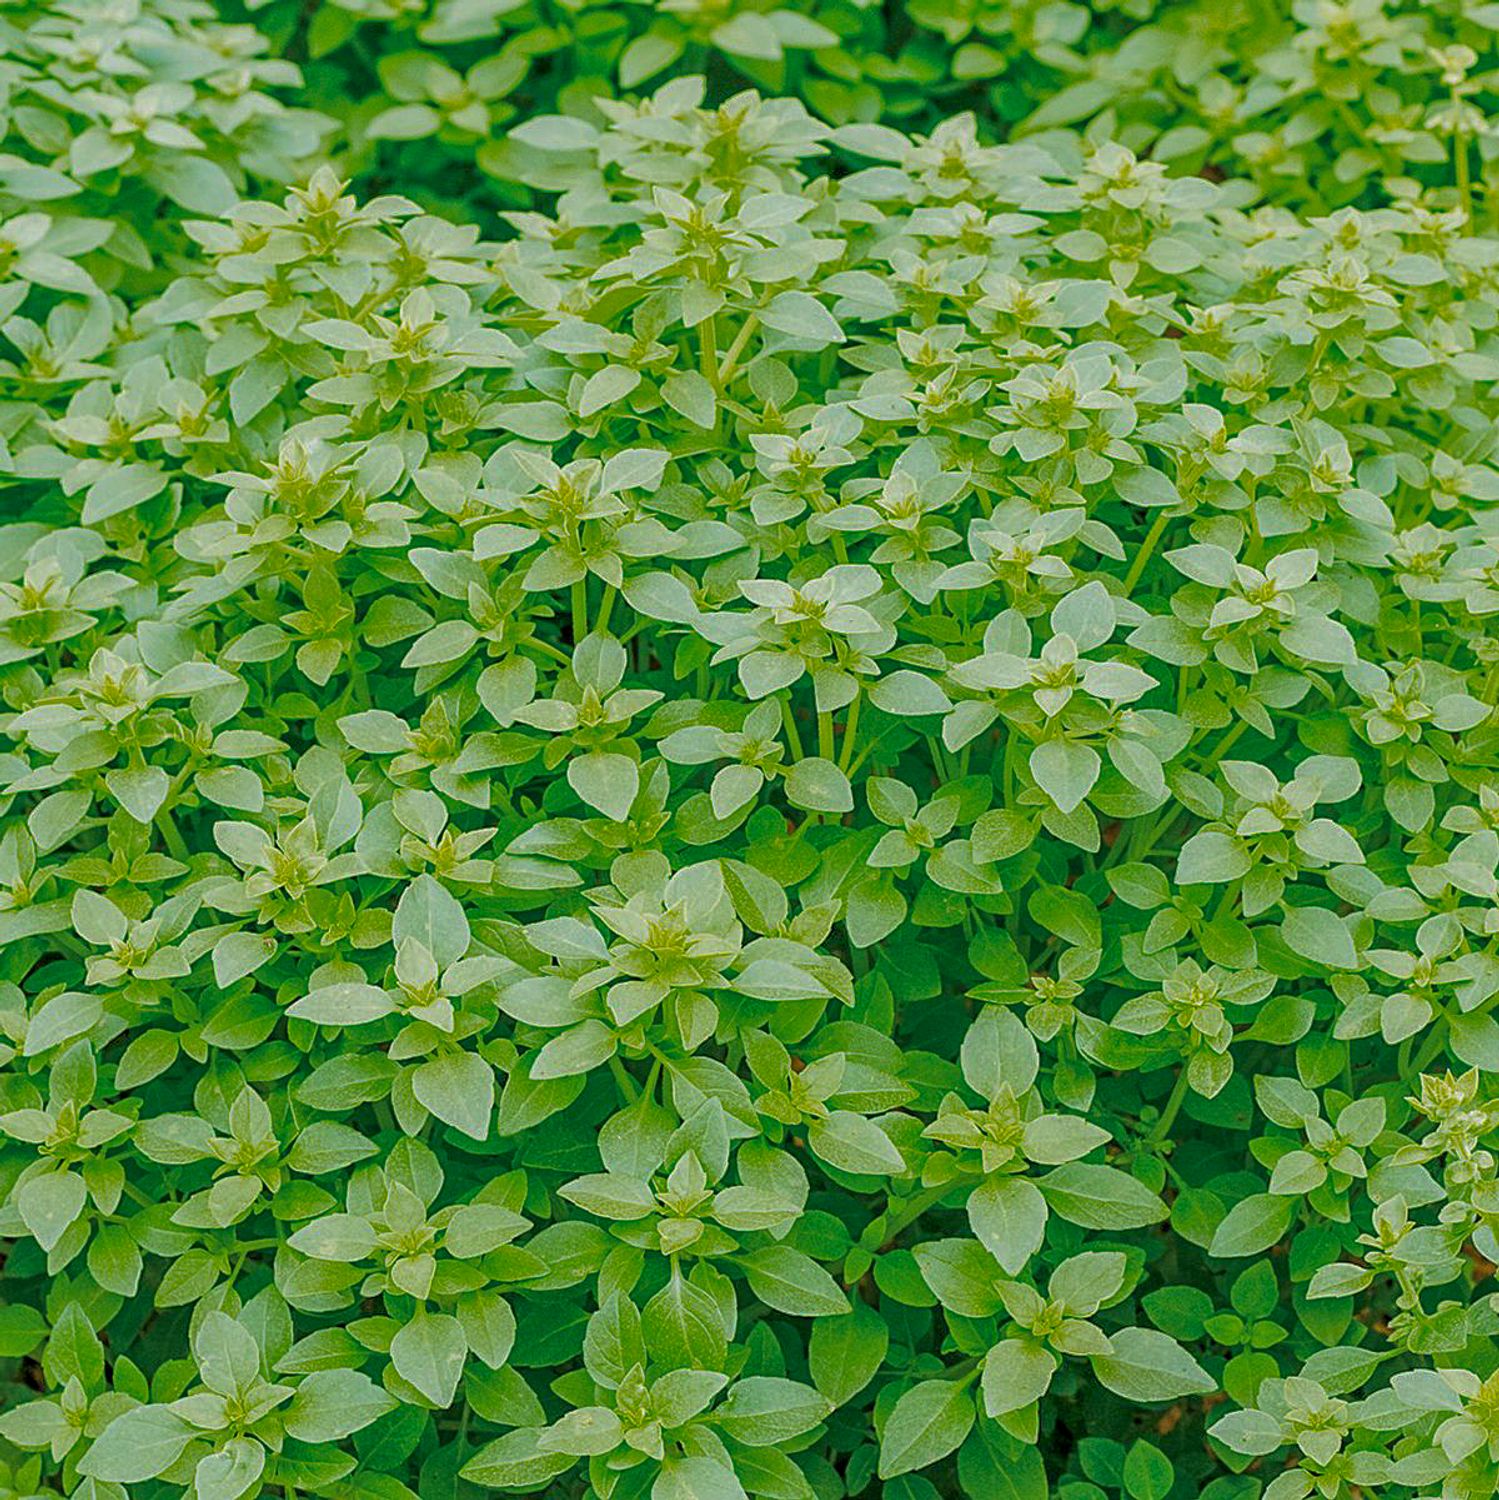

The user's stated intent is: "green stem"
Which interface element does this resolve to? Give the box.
[870,1172,977,1249]
[155,808,190,862]
[717,313,759,385]
[571,578,588,643]
[781,698,805,762]
[1410,1015,1451,1076]
[1203,718,1250,770]
[608,1055,639,1102]
[1454,106,1473,229]
[1147,1066,1192,1147]
[700,315,719,388]
[595,586,617,637]
[1121,508,1173,596]
[838,691,862,773]
[528,638,574,668]
[1209,882,1239,925]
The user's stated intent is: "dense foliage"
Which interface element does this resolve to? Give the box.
[238,0,1499,217]
[2,3,1499,1500]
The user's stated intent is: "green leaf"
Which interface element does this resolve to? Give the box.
[510,114,598,151]
[287,982,395,1025]
[393,876,470,968]
[193,1437,265,1500]
[716,1377,831,1446]
[412,1052,495,1142]
[567,751,639,822]
[1030,741,1100,813]
[1176,831,1250,885]
[390,1310,467,1409]
[643,1271,729,1370]
[878,1378,976,1478]
[1038,1164,1168,1231]
[783,757,853,813]
[284,1369,398,1442]
[868,670,953,717]
[809,1302,889,1405]
[194,1312,262,1397]
[1090,1328,1215,1403]
[1208,1193,1297,1258]
[808,1111,905,1175]
[1123,1440,1175,1500]
[79,1407,196,1482]
[982,1339,1057,1416]
[104,766,170,824]
[762,291,843,346]
[287,1213,378,1262]
[967,1175,1047,1275]
[212,931,277,988]
[655,1456,749,1500]
[463,1429,574,1488]
[17,1171,87,1252]
[662,371,717,429]
[741,1247,850,1317]
[1281,906,1358,969]
[21,991,101,1057]
[1210,1409,1288,1456]
[712,11,783,59]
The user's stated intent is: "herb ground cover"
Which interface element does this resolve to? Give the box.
[1,6,1499,1500]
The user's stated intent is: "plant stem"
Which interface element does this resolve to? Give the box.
[718,313,760,385]
[608,1055,639,1101]
[571,578,588,643]
[595,585,617,637]
[1147,1065,1192,1147]
[700,315,719,387]
[1122,508,1173,596]
[818,710,834,761]
[1454,104,1473,229]
[838,691,862,773]
[781,698,805,761]
[871,1172,977,1249]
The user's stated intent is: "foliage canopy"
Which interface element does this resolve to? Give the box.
[2,3,1499,1500]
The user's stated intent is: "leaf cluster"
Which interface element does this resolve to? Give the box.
[2,5,1499,1500]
